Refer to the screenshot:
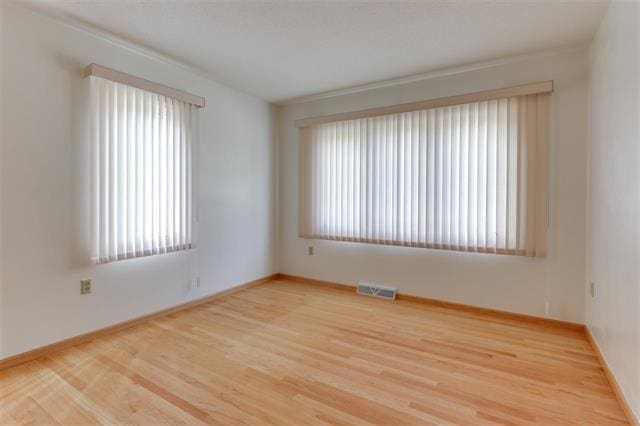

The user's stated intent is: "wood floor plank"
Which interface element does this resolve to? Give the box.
[0,278,630,425]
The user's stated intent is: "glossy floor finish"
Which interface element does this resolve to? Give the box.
[0,279,629,425]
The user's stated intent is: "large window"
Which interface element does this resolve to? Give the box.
[298,85,550,257]
[89,72,200,264]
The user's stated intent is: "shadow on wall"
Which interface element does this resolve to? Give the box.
[55,53,93,269]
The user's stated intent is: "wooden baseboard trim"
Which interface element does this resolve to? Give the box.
[0,273,278,371]
[0,272,589,372]
[275,273,584,332]
[5,271,633,424]
[274,273,356,292]
[585,326,639,425]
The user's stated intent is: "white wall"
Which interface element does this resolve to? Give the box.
[587,1,640,419]
[279,48,589,323]
[0,4,278,359]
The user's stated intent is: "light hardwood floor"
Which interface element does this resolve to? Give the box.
[0,278,629,425]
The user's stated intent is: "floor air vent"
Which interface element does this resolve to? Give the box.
[357,282,397,300]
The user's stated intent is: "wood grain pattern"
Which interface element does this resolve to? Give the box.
[0,274,277,371]
[586,326,639,425]
[0,278,629,425]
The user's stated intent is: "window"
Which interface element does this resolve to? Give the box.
[298,85,550,257]
[89,72,200,264]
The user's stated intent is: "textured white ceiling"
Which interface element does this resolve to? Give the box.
[31,1,608,103]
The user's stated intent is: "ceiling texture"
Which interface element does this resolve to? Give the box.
[30,1,608,103]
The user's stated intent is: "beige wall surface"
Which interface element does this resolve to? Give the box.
[0,4,278,358]
[587,1,640,419]
[279,48,589,323]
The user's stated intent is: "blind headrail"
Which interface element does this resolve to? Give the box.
[82,63,205,108]
[295,80,552,128]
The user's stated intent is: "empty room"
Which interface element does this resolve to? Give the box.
[0,0,638,424]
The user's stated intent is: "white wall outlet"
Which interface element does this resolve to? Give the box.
[188,277,200,292]
[544,300,550,316]
[80,279,92,295]
[590,282,595,298]
[308,246,314,255]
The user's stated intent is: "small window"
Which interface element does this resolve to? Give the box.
[89,76,198,263]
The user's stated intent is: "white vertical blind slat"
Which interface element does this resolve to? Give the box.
[126,86,135,257]
[136,92,142,254]
[109,82,118,258]
[186,105,192,249]
[119,84,127,258]
[90,77,100,260]
[143,92,151,254]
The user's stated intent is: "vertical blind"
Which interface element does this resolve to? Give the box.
[299,93,549,257]
[90,76,197,264]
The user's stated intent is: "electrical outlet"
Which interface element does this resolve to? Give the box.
[80,279,92,295]
[187,278,200,292]
[590,282,595,298]
[544,300,550,316]
[308,246,314,255]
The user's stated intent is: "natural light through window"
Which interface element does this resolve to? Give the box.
[90,76,197,263]
[298,91,550,257]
